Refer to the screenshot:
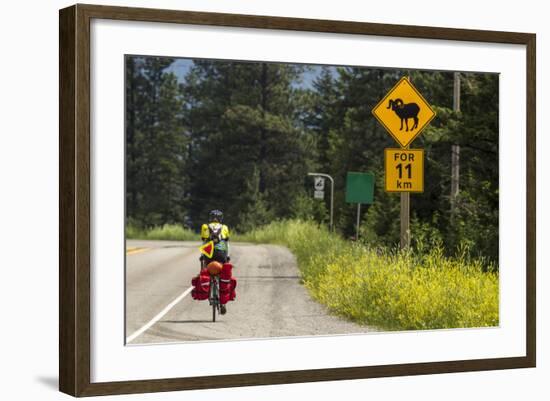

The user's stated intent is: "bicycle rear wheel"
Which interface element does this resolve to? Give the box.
[210,276,219,322]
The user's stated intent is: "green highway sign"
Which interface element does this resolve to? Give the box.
[345,172,375,204]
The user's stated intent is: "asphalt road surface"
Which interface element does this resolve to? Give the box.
[126,240,376,344]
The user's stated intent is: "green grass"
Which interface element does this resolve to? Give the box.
[126,223,198,241]
[237,219,499,331]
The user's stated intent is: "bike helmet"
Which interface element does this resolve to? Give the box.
[209,209,223,223]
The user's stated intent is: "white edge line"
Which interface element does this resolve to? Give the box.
[126,286,194,344]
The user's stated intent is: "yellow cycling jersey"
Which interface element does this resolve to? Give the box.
[201,222,230,242]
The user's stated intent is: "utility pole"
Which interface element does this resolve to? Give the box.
[451,72,461,216]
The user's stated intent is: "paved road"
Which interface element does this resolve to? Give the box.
[126,240,376,344]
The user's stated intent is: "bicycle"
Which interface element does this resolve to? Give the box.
[203,258,227,322]
[208,272,221,322]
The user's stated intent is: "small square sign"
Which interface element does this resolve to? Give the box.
[384,148,424,192]
[345,172,375,204]
[314,190,324,199]
[314,177,325,191]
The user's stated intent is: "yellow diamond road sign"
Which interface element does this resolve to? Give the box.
[385,148,424,192]
[372,77,436,148]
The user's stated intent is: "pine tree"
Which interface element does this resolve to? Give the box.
[125,56,189,226]
[182,60,314,231]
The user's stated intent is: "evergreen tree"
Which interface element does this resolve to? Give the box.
[125,56,189,226]
[182,60,314,231]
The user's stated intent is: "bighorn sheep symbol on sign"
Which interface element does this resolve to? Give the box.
[386,99,420,132]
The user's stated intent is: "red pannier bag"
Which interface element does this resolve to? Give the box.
[219,262,236,304]
[191,270,210,301]
[230,278,237,301]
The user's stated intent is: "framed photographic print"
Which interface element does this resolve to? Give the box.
[59,3,536,397]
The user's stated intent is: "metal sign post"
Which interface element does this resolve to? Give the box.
[308,172,334,232]
[356,203,361,241]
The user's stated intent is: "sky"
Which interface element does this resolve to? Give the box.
[164,58,335,89]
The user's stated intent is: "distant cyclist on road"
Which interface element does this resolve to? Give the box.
[200,209,232,315]
[200,209,230,264]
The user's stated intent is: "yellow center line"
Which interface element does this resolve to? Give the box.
[126,247,151,255]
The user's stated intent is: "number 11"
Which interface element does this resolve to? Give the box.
[396,163,412,179]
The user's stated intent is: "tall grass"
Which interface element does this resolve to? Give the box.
[238,220,499,330]
[126,223,197,241]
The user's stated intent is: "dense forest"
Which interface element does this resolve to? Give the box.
[125,56,499,265]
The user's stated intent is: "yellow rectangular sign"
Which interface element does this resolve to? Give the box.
[385,148,424,192]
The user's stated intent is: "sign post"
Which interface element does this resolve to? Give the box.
[345,172,375,241]
[356,203,361,241]
[372,77,435,249]
[308,173,334,232]
[400,193,410,250]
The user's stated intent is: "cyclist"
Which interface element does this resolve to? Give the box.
[200,209,231,314]
[201,209,230,263]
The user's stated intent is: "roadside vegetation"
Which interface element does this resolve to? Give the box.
[126,222,197,241]
[236,220,499,331]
